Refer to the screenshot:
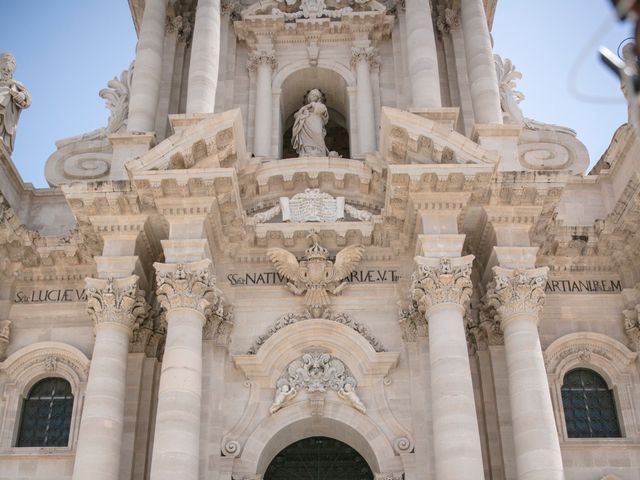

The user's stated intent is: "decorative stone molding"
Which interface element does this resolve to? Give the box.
[398,301,426,342]
[410,255,474,314]
[249,189,374,223]
[270,0,362,20]
[221,0,242,20]
[85,275,147,331]
[392,436,413,454]
[0,320,10,360]
[0,342,90,450]
[544,332,638,441]
[247,50,277,72]
[267,232,364,317]
[223,439,241,457]
[44,61,135,186]
[466,303,503,353]
[166,13,193,41]
[270,350,365,414]
[435,5,460,34]
[248,309,385,354]
[622,305,640,351]
[203,299,234,346]
[130,302,166,358]
[350,46,380,69]
[375,473,404,480]
[488,266,548,323]
[154,259,222,317]
[1,341,90,385]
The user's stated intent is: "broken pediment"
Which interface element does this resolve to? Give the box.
[379,107,500,166]
[126,109,247,174]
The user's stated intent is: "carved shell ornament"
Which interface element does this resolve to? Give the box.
[270,350,366,414]
[267,232,364,317]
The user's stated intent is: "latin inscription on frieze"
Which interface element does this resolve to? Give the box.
[14,288,88,304]
[544,279,622,294]
[227,268,401,286]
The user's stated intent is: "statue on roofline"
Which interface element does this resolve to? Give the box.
[0,52,31,153]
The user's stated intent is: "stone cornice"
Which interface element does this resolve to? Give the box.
[410,255,474,315]
[154,259,222,317]
[85,275,147,331]
[488,266,548,323]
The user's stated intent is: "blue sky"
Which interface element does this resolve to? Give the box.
[0,1,633,188]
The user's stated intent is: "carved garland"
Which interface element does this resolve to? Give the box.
[270,350,366,414]
[247,309,385,354]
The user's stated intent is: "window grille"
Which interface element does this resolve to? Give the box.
[561,368,621,438]
[16,378,73,447]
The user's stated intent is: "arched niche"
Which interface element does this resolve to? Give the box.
[273,63,357,159]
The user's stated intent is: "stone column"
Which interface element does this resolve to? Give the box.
[128,0,167,132]
[72,276,146,480]
[149,260,222,480]
[248,50,277,157]
[410,256,485,480]
[351,47,378,155]
[186,0,221,113]
[489,267,564,480]
[460,0,502,124]
[404,0,441,108]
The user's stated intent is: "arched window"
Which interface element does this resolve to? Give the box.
[16,378,74,447]
[561,368,621,438]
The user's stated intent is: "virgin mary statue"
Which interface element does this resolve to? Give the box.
[291,89,329,157]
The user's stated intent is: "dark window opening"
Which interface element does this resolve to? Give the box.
[16,378,73,447]
[561,368,621,438]
[264,436,374,480]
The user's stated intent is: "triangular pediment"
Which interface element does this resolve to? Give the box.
[380,107,499,165]
[126,109,247,173]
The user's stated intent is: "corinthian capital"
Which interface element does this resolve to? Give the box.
[489,266,548,323]
[410,255,474,314]
[247,50,277,72]
[86,275,147,331]
[350,46,380,68]
[154,259,222,316]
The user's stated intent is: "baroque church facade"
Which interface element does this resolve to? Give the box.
[1,0,640,479]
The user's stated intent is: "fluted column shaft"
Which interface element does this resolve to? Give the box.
[405,0,441,108]
[352,47,377,155]
[128,0,167,132]
[150,260,222,480]
[411,256,484,480]
[249,50,276,157]
[72,276,145,480]
[460,0,502,124]
[186,0,221,113]
[491,267,564,480]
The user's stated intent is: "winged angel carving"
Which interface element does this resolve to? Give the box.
[267,233,364,316]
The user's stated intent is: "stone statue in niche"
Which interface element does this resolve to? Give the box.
[0,52,31,153]
[292,88,330,156]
